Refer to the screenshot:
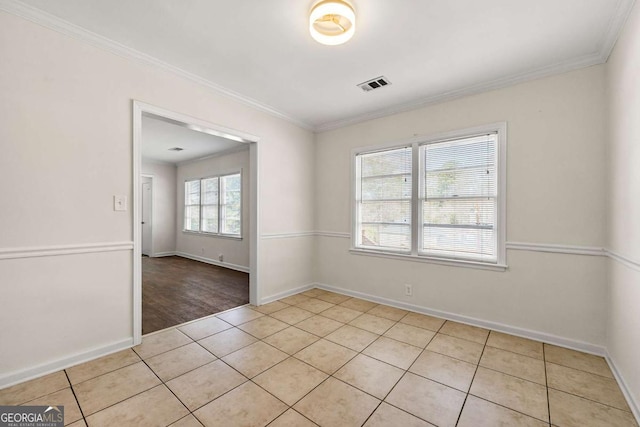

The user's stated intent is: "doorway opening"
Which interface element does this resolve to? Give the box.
[132,101,260,344]
[141,175,153,257]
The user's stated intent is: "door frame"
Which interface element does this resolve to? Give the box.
[132,100,261,345]
[140,174,153,256]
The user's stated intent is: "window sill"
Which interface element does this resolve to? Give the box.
[182,230,243,241]
[349,248,508,272]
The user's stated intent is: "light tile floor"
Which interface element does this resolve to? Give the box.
[1,288,638,427]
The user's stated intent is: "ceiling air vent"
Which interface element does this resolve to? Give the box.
[168,147,184,151]
[357,76,391,92]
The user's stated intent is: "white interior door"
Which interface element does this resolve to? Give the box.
[141,179,152,256]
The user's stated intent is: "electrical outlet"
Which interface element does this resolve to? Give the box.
[201,248,205,254]
[404,284,413,296]
[219,254,224,262]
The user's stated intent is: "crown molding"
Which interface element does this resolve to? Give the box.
[175,144,249,167]
[315,0,636,133]
[0,0,314,131]
[598,0,637,63]
[315,52,603,132]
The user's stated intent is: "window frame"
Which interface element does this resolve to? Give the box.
[350,123,507,271]
[183,170,242,239]
[354,145,413,254]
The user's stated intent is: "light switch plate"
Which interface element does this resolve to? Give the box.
[114,195,127,211]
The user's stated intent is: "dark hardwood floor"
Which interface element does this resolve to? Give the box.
[142,256,249,335]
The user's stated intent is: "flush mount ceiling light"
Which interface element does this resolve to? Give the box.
[309,0,356,46]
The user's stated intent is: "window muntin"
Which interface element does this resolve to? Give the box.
[183,172,241,237]
[353,127,504,266]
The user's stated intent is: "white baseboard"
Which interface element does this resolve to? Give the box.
[606,352,640,423]
[0,338,133,390]
[151,251,176,257]
[313,282,607,356]
[260,283,315,305]
[174,252,250,273]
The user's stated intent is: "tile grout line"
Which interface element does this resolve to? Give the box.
[358,400,384,427]
[180,361,251,414]
[469,365,546,387]
[465,369,554,422]
[545,385,635,414]
[64,370,88,426]
[66,361,166,419]
[75,383,164,421]
[137,353,192,419]
[544,344,552,426]
[453,324,558,424]
[544,357,621,380]
[66,357,143,387]
[464,366,561,424]
[468,394,554,425]
[361,328,445,425]
[454,330,489,426]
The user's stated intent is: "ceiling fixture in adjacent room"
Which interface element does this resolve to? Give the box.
[309,0,356,46]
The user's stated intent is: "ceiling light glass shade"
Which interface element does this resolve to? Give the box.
[309,0,356,46]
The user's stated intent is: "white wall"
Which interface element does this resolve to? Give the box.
[176,149,250,271]
[606,1,640,416]
[0,10,314,386]
[315,66,608,348]
[141,160,177,255]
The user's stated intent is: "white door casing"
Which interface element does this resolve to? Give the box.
[132,100,261,345]
[141,178,152,256]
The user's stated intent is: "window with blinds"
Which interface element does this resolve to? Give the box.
[221,174,242,235]
[353,124,505,266]
[184,180,201,232]
[356,147,412,251]
[201,177,219,233]
[183,172,241,237]
[420,134,497,262]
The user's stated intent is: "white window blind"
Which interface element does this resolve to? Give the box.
[421,133,498,262]
[221,173,241,236]
[201,177,219,233]
[356,147,412,251]
[184,180,201,232]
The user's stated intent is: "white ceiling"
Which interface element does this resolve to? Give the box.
[142,115,247,164]
[7,0,635,130]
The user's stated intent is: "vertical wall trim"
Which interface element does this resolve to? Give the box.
[132,101,143,345]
